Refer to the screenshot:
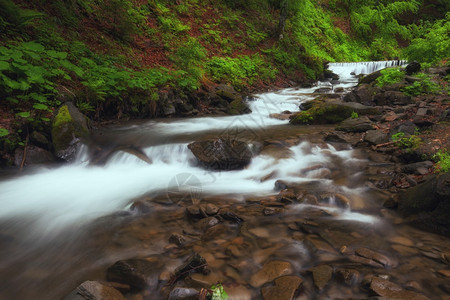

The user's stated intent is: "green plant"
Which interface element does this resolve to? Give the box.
[0,128,9,137]
[351,111,359,119]
[433,150,450,173]
[376,68,404,87]
[209,283,229,300]
[402,73,440,96]
[391,132,422,150]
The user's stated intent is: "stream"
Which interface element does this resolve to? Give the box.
[1,61,449,300]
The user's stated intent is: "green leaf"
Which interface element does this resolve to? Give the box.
[30,93,47,103]
[33,103,49,110]
[16,111,31,118]
[47,50,68,59]
[22,42,45,52]
[0,61,10,71]
[0,128,9,137]
[40,117,50,122]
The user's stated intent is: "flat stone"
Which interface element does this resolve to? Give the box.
[437,270,450,277]
[335,269,359,285]
[196,217,219,231]
[64,281,125,300]
[311,265,333,290]
[249,227,271,239]
[226,285,252,300]
[355,247,396,267]
[261,275,303,300]
[250,261,293,288]
[369,277,429,300]
[185,273,222,289]
[388,236,414,247]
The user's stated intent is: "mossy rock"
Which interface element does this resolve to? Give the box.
[226,98,251,115]
[51,102,89,161]
[290,102,354,125]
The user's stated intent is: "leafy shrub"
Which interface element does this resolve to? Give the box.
[433,150,450,173]
[403,13,450,64]
[401,73,440,96]
[376,68,404,87]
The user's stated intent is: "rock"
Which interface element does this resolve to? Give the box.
[336,116,374,133]
[405,61,421,75]
[390,121,418,137]
[216,84,240,103]
[375,91,412,106]
[196,217,219,231]
[250,261,293,287]
[344,84,381,106]
[51,102,89,161]
[401,161,433,174]
[64,281,125,300]
[314,87,332,93]
[186,205,203,218]
[169,233,186,247]
[269,113,291,120]
[261,276,303,300]
[226,285,252,300]
[188,138,252,170]
[290,102,355,125]
[263,207,284,216]
[335,269,360,285]
[364,130,389,145]
[30,131,49,148]
[311,265,333,290]
[175,253,208,278]
[358,70,383,85]
[355,247,396,268]
[398,171,450,236]
[277,189,297,204]
[168,287,199,300]
[14,145,56,166]
[163,103,176,116]
[369,277,429,299]
[227,98,251,115]
[204,203,219,215]
[324,133,349,143]
[106,259,156,291]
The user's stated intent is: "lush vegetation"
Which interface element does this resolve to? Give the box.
[0,0,449,164]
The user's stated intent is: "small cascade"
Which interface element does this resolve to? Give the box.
[328,60,407,82]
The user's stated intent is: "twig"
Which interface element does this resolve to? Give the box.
[19,130,29,171]
[374,141,396,148]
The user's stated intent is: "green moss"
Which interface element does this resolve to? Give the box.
[290,102,353,125]
[52,105,72,129]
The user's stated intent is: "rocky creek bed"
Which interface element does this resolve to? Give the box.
[1,61,449,299]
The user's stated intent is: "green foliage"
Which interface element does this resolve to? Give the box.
[0,128,9,137]
[391,131,422,150]
[403,13,450,64]
[209,283,229,300]
[351,111,359,119]
[401,73,440,96]
[376,68,404,87]
[0,0,44,32]
[207,54,276,89]
[433,150,450,173]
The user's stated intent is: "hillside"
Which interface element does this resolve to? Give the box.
[0,0,449,165]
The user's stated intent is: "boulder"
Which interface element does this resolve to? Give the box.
[106,259,156,291]
[405,61,421,75]
[398,171,450,236]
[358,70,383,85]
[364,130,389,145]
[374,91,412,106]
[64,281,125,300]
[344,84,381,106]
[290,103,354,125]
[215,84,240,103]
[51,102,89,161]
[336,116,375,133]
[226,98,251,115]
[188,138,253,170]
[14,145,56,166]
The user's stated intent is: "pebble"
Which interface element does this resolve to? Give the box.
[311,265,332,290]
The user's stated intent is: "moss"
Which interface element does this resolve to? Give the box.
[52,105,72,129]
[226,99,250,115]
[290,102,354,125]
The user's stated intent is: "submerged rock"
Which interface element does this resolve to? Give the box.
[368,277,429,300]
[250,260,293,288]
[64,281,125,300]
[261,275,303,300]
[188,138,253,170]
[106,259,156,291]
[168,287,199,300]
[311,265,333,290]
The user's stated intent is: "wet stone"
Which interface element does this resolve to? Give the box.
[64,281,125,300]
[311,265,333,290]
[355,247,397,268]
[175,253,208,279]
[202,224,229,241]
[437,270,450,277]
[169,233,186,247]
[263,207,284,216]
[168,287,199,300]
[250,260,293,288]
[186,205,204,218]
[369,277,429,300]
[261,275,303,300]
[226,285,252,300]
[204,203,219,215]
[277,189,297,204]
[335,268,360,285]
[106,259,157,291]
[195,217,220,231]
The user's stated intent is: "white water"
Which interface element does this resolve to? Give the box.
[0,61,405,235]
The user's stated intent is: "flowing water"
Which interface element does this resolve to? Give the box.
[1,61,449,299]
